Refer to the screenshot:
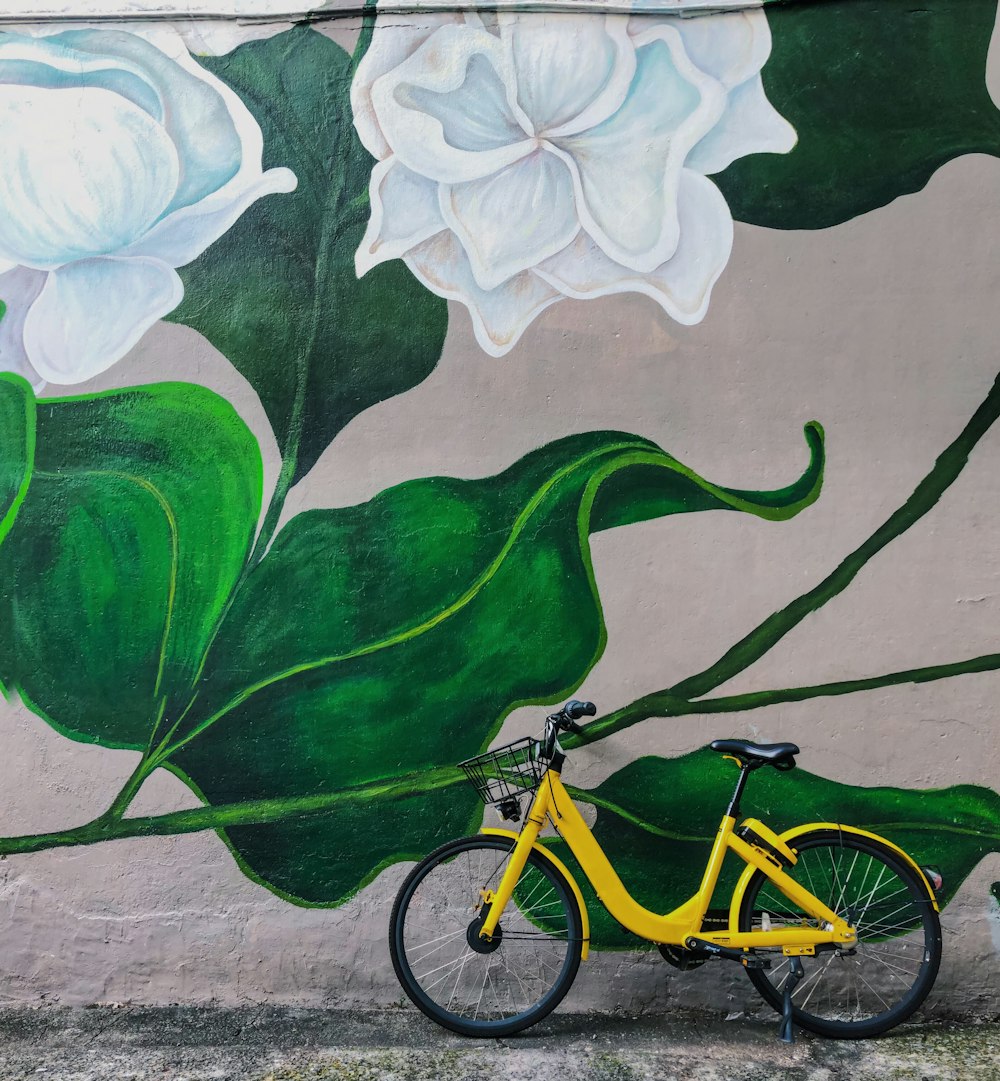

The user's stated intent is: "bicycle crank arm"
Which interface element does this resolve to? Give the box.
[684,938,771,970]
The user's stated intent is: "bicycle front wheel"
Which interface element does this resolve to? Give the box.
[737,829,942,1038]
[390,835,584,1037]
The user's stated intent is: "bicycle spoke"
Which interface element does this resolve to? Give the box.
[394,839,580,1031]
[795,953,838,1010]
[408,927,470,960]
[859,950,922,979]
[831,848,860,915]
[740,833,939,1036]
[446,946,474,1011]
[422,951,475,992]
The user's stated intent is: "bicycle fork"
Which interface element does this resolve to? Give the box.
[478,783,550,940]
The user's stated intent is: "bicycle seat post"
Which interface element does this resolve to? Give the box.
[725,759,754,820]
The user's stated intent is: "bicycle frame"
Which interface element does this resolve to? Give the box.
[478,766,858,952]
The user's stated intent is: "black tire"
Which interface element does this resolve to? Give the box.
[738,829,942,1038]
[390,835,584,1037]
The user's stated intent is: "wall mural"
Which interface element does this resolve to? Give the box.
[0,1,999,960]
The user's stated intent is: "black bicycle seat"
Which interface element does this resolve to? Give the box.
[710,739,799,769]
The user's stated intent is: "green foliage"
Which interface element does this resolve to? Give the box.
[548,750,1000,948]
[0,371,825,904]
[2,9,997,923]
[169,27,448,484]
[0,373,33,550]
[0,383,262,747]
[718,0,1000,229]
[163,425,823,904]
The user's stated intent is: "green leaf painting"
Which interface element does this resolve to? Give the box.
[0,383,262,749]
[547,751,1000,948]
[718,0,1000,229]
[168,425,822,903]
[168,27,448,487]
[0,373,33,551]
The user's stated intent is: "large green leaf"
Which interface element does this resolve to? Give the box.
[717,0,1000,229]
[547,749,1000,948]
[158,423,824,905]
[0,383,262,747]
[169,27,448,484]
[0,373,34,550]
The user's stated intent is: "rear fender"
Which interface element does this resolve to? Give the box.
[728,822,940,929]
[481,827,590,959]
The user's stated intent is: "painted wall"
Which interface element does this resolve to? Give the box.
[0,0,998,1016]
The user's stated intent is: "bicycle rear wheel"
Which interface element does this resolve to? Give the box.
[390,835,583,1037]
[737,829,941,1038]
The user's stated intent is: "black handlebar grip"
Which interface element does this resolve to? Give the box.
[564,699,597,720]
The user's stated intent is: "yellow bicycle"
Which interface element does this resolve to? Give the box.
[390,701,942,1041]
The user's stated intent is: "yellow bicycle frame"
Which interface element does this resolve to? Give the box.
[477,766,861,953]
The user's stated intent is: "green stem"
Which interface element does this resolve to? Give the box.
[0,767,463,858]
[101,757,157,823]
[14,374,1000,857]
[668,371,1000,701]
[566,652,1000,747]
[243,290,316,572]
[140,169,347,805]
[350,0,378,75]
[5,653,1000,857]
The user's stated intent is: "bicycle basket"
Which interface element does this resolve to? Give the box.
[458,737,545,807]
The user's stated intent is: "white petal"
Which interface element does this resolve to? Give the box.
[0,28,287,265]
[686,74,797,175]
[552,27,724,274]
[52,27,245,215]
[440,149,578,291]
[356,157,447,276]
[22,257,183,384]
[537,170,732,326]
[672,11,772,89]
[351,12,463,161]
[499,14,636,137]
[405,231,561,357]
[0,266,47,386]
[370,24,535,184]
[122,166,296,268]
[0,30,164,118]
[43,25,300,267]
[0,83,179,269]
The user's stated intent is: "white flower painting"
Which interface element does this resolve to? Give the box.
[0,27,296,386]
[352,11,796,356]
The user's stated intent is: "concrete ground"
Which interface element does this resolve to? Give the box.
[0,1007,997,1081]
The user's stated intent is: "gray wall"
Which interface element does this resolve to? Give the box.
[0,7,998,1017]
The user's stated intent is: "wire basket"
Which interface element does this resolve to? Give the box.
[458,737,545,808]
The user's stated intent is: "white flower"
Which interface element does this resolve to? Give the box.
[352,11,795,356]
[0,26,296,385]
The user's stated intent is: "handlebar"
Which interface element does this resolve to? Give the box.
[545,700,597,747]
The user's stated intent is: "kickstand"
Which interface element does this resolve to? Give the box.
[778,956,805,1044]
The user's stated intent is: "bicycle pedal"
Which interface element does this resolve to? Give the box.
[684,938,770,969]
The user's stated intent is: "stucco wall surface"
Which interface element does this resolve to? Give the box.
[0,0,997,1024]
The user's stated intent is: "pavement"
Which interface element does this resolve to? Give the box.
[0,1007,997,1081]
